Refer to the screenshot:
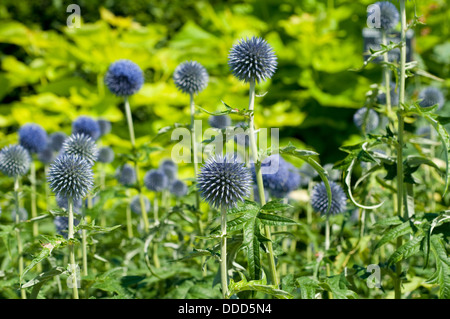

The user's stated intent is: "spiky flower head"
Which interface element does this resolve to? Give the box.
[419,87,445,110]
[18,123,48,154]
[173,61,209,95]
[370,1,400,31]
[56,193,82,214]
[130,195,151,215]
[62,133,99,166]
[48,132,67,152]
[48,154,94,201]
[251,155,301,199]
[170,179,188,198]
[38,147,55,165]
[144,169,169,192]
[160,159,177,183]
[72,116,101,141]
[208,115,232,129]
[197,154,252,209]
[0,144,31,177]
[54,216,80,239]
[105,59,144,97]
[115,163,136,186]
[97,147,115,164]
[97,119,112,137]
[228,36,277,83]
[353,107,379,133]
[311,181,347,215]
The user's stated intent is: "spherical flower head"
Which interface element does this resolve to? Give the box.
[72,116,101,141]
[48,154,94,201]
[62,133,99,166]
[105,59,144,97]
[0,144,31,177]
[251,155,301,199]
[97,119,112,137]
[173,61,209,95]
[115,163,136,186]
[38,147,55,165]
[18,123,48,154]
[130,195,151,215]
[170,179,188,198]
[56,193,82,214]
[208,115,232,129]
[197,154,252,209]
[97,147,115,164]
[54,216,80,239]
[353,107,379,133]
[311,181,347,215]
[419,87,445,110]
[144,169,169,192]
[228,36,277,83]
[48,132,67,152]
[370,1,400,31]
[160,159,177,183]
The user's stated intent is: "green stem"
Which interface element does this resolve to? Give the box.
[190,93,201,209]
[247,79,279,287]
[30,161,38,238]
[14,177,26,299]
[394,0,407,300]
[68,197,79,299]
[220,205,228,299]
[152,194,160,269]
[124,97,150,233]
[381,30,392,115]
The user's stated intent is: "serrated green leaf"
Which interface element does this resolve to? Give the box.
[426,235,450,299]
[388,234,424,266]
[257,212,298,227]
[295,276,321,299]
[375,221,412,249]
[227,275,293,299]
[260,200,292,213]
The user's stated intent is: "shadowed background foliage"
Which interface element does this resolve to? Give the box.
[0,0,448,166]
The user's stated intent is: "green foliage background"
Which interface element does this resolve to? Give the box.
[0,0,448,165]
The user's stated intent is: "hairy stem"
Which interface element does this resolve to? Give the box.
[68,197,79,299]
[30,161,38,238]
[220,205,228,299]
[247,79,279,287]
[14,177,26,299]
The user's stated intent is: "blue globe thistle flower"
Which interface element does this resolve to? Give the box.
[197,154,252,209]
[228,36,277,83]
[170,179,188,198]
[54,216,80,239]
[370,1,400,31]
[18,123,48,154]
[251,155,301,199]
[97,147,115,164]
[144,169,169,192]
[233,122,250,148]
[12,207,28,222]
[56,193,82,214]
[48,154,94,201]
[311,181,347,216]
[208,115,232,129]
[72,116,101,141]
[48,132,67,152]
[377,82,399,106]
[105,59,144,97]
[0,144,31,177]
[173,61,209,95]
[38,147,55,165]
[418,87,445,110]
[62,133,99,166]
[97,119,112,137]
[160,159,177,183]
[353,107,379,133]
[130,195,151,215]
[115,163,136,186]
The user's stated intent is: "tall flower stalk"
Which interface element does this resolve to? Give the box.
[228,36,279,286]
